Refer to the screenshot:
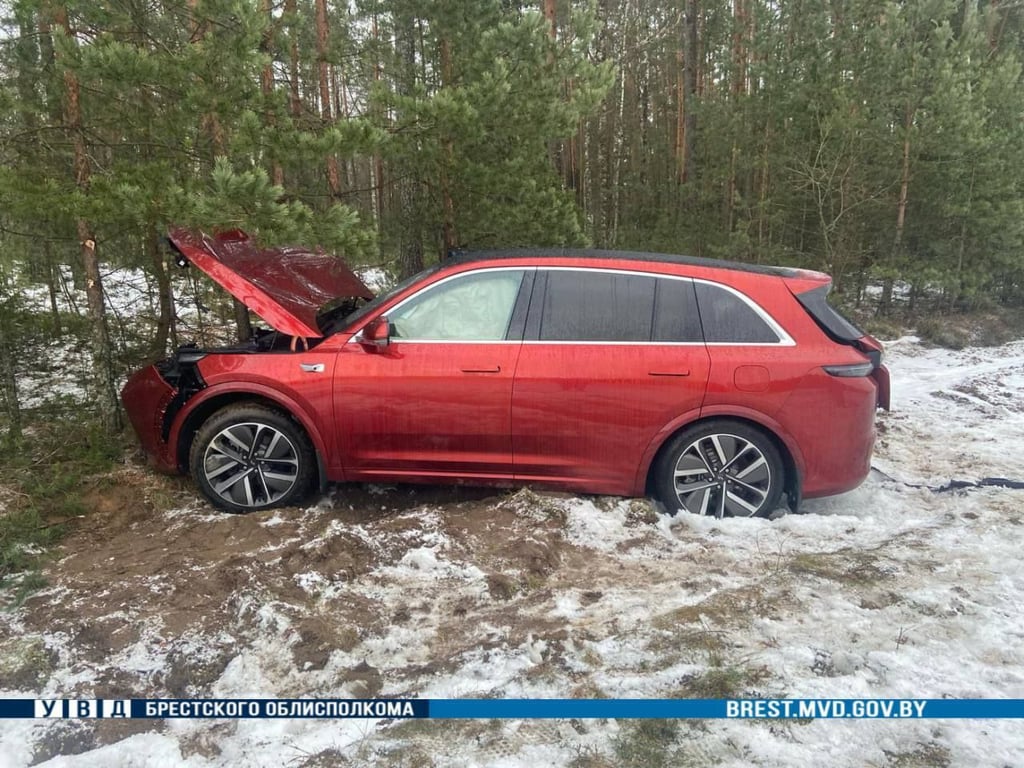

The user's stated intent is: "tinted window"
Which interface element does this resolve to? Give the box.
[390,270,525,341]
[653,278,703,342]
[795,283,863,342]
[540,271,655,341]
[694,282,780,343]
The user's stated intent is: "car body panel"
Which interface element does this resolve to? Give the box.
[774,369,877,497]
[168,228,373,338]
[333,339,523,478]
[511,342,711,495]
[122,240,889,515]
[185,354,339,471]
[121,364,179,473]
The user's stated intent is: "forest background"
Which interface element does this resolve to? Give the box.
[0,0,1022,464]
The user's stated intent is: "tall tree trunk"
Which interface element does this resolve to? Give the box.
[543,0,556,36]
[675,48,685,182]
[542,0,563,176]
[149,225,175,358]
[732,0,748,97]
[315,0,341,198]
[610,58,626,245]
[260,0,284,187]
[955,167,976,306]
[880,104,914,315]
[15,11,38,135]
[0,301,20,443]
[37,11,63,123]
[0,255,21,443]
[756,115,772,259]
[55,5,121,431]
[186,0,251,342]
[587,104,604,243]
[439,37,458,257]
[233,299,252,342]
[333,64,354,191]
[680,0,698,185]
[18,14,63,336]
[46,256,63,335]
[398,180,424,279]
[397,16,423,277]
[725,0,747,235]
[371,14,385,229]
[286,0,301,119]
[563,10,580,197]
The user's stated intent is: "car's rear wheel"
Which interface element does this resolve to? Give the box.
[654,420,784,518]
[190,403,315,513]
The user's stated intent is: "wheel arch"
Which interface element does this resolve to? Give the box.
[640,411,804,512]
[170,386,329,491]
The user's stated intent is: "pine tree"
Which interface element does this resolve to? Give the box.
[366,0,612,273]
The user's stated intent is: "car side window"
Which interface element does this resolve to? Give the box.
[540,271,655,341]
[694,281,781,343]
[389,270,525,341]
[653,277,703,342]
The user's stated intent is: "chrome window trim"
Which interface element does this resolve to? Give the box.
[358,339,522,345]
[534,266,794,347]
[521,340,705,346]
[538,265,690,282]
[347,263,795,347]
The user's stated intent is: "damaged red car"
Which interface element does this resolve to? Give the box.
[121,228,890,516]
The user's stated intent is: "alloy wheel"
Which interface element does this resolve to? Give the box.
[202,422,300,509]
[672,433,773,518]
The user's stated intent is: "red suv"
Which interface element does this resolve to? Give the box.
[121,229,890,517]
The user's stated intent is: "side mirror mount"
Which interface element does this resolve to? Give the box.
[358,316,391,348]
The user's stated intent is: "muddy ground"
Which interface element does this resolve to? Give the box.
[2,338,1024,767]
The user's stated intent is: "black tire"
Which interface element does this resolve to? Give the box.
[189,402,316,513]
[654,420,784,518]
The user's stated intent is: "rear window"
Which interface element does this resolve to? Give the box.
[795,284,864,342]
[694,282,781,343]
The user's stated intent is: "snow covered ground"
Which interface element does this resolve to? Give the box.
[3,324,1024,764]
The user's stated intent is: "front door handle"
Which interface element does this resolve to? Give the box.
[461,366,501,374]
[300,363,325,373]
[648,370,690,377]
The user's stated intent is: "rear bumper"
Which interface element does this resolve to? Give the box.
[777,369,878,499]
[872,364,891,410]
[120,365,179,473]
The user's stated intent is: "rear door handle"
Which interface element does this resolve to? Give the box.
[648,370,690,377]
[461,366,501,374]
[300,363,325,373]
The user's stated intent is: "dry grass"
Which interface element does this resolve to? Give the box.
[677,664,771,699]
[789,549,892,586]
[883,742,952,768]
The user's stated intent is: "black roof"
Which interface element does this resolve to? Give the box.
[448,248,806,278]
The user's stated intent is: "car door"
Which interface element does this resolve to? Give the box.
[335,268,532,480]
[511,268,711,495]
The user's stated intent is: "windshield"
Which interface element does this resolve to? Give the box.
[319,264,444,336]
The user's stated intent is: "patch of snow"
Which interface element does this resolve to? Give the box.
[34,733,190,767]
[4,336,1024,766]
[355,267,393,293]
[564,498,633,552]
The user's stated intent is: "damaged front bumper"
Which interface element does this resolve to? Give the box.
[121,364,179,472]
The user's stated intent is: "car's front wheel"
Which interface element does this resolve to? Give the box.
[190,403,315,513]
[654,420,784,518]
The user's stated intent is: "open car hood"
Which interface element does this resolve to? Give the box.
[168,228,374,338]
